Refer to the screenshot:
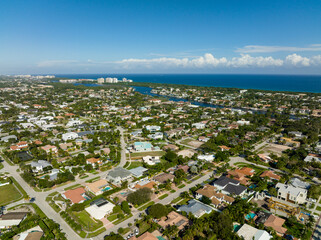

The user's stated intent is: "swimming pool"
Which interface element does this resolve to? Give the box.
[233,224,241,232]
[102,186,112,191]
[245,212,256,220]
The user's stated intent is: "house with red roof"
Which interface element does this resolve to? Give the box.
[62,187,86,204]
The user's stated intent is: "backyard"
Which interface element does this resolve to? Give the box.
[0,183,22,205]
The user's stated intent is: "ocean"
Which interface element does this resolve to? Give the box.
[55,74,321,93]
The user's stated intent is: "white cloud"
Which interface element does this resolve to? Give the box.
[117,53,282,69]
[37,53,321,70]
[236,44,321,53]
[285,54,310,66]
[228,54,283,67]
[311,55,321,65]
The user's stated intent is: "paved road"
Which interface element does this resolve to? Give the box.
[117,126,127,167]
[92,172,213,240]
[0,158,80,239]
[0,127,128,240]
[312,217,321,240]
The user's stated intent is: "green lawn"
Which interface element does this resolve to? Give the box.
[130,151,165,158]
[85,177,101,183]
[159,194,168,200]
[171,197,182,204]
[107,214,118,222]
[79,175,89,179]
[127,161,143,170]
[177,198,191,205]
[180,139,193,145]
[0,183,22,205]
[64,184,82,191]
[137,201,155,211]
[10,177,28,198]
[234,162,266,174]
[139,221,151,234]
[114,213,133,225]
[316,206,321,211]
[178,184,186,189]
[73,210,103,231]
[86,227,107,238]
[0,162,3,170]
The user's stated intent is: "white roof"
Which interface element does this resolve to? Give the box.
[237,224,272,240]
[85,201,115,219]
[276,183,307,197]
[289,177,310,190]
[197,155,215,161]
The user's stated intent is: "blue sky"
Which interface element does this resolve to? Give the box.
[0,0,321,74]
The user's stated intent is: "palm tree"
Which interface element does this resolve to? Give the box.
[163,225,179,239]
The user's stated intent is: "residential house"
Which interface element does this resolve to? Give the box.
[280,137,300,147]
[0,135,17,142]
[30,160,52,173]
[142,156,160,165]
[86,179,110,196]
[163,144,179,151]
[145,125,161,132]
[158,211,189,230]
[86,158,103,167]
[219,145,231,151]
[258,154,272,163]
[59,142,73,151]
[237,120,250,126]
[13,226,43,240]
[177,149,196,158]
[147,132,163,140]
[289,177,310,190]
[197,154,215,162]
[304,153,321,163]
[177,199,214,218]
[40,145,58,154]
[62,187,87,204]
[264,214,287,236]
[260,171,281,181]
[132,179,156,191]
[133,142,153,152]
[237,223,272,240]
[192,122,206,129]
[106,167,132,185]
[129,166,148,178]
[10,141,29,151]
[0,212,28,229]
[227,170,250,186]
[276,183,307,204]
[85,198,115,220]
[129,232,158,240]
[196,184,234,207]
[154,173,175,184]
[177,165,189,173]
[213,176,247,197]
[62,132,78,141]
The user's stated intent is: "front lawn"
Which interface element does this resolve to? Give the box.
[127,161,143,170]
[159,194,168,200]
[0,184,22,205]
[139,221,151,234]
[73,210,103,231]
[130,151,165,158]
[107,214,118,222]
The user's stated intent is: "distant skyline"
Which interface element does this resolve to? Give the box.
[0,0,321,74]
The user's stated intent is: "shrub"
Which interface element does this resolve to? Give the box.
[127,187,152,205]
[148,203,168,219]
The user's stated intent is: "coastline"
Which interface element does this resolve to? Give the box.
[55,73,321,93]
